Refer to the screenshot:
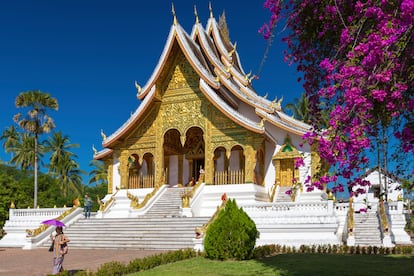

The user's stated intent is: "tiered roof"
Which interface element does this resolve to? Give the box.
[95,6,311,159]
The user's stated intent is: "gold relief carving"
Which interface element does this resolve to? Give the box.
[105,159,113,194]
[211,110,238,129]
[126,109,158,148]
[166,54,199,90]
[119,153,129,189]
[162,100,204,132]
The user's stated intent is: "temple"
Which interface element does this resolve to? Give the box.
[94,6,320,201]
[0,5,410,250]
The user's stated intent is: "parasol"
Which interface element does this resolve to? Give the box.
[41,219,65,227]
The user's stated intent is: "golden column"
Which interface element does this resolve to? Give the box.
[105,159,113,194]
[119,151,129,189]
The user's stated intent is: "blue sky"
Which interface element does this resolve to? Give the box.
[0,0,303,184]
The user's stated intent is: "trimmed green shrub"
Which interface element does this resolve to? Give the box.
[204,198,259,260]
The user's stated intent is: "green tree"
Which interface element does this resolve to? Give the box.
[57,155,84,198]
[13,90,58,208]
[88,160,108,186]
[44,131,79,173]
[285,92,329,128]
[44,131,83,198]
[9,133,44,170]
[0,125,20,155]
[204,198,259,260]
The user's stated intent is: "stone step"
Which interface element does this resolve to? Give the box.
[53,189,211,251]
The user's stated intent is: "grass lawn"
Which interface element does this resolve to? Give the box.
[130,254,414,276]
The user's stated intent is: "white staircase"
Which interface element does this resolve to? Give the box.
[353,210,383,247]
[41,188,210,250]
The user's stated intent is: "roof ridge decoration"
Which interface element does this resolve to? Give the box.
[194,5,199,24]
[273,135,301,160]
[200,79,264,134]
[172,3,177,26]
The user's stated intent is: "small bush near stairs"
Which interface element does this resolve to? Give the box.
[204,198,259,260]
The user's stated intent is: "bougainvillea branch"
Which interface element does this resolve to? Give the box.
[261,0,414,196]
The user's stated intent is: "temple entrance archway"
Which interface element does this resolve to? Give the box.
[163,127,205,186]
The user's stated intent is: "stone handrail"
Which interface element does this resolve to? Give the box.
[180,172,205,208]
[347,204,354,236]
[97,190,119,212]
[268,184,279,202]
[240,201,329,215]
[25,206,78,237]
[378,200,389,235]
[195,197,227,239]
[131,183,163,209]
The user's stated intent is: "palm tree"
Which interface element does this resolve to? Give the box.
[88,160,108,186]
[45,131,79,173]
[13,90,58,208]
[285,92,329,128]
[45,131,83,197]
[57,155,84,198]
[0,125,20,155]
[9,133,44,170]
[285,92,311,124]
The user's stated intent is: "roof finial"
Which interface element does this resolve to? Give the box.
[135,80,142,94]
[172,3,177,25]
[194,5,199,24]
[92,144,98,155]
[228,42,237,57]
[101,129,107,141]
[209,2,213,18]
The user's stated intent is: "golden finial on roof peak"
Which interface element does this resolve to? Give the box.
[172,3,177,25]
[263,92,268,99]
[194,5,199,24]
[209,2,213,18]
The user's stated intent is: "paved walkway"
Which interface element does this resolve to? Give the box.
[0,248,165,276]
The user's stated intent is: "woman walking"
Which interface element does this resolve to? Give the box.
[50,226,70,274]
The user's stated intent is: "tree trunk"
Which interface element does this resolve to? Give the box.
[34,133,38,208]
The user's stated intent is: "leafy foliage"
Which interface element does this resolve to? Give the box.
[204,198,259,260]
[262,0,414,194]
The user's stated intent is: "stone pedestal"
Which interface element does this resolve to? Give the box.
[180,207,193,217]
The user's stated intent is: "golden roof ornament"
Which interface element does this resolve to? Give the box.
[92,144,98,155]
[244,70,252,81]
[100,129,107,141]
[194,5,199,24]
[172,3,177,25]
[277,96,283,108]
[259,118,266,127]
[248,74,256,83]
[228,42,237,57]
[134,80,142,94]
[209,1,213,18]
[270,98,277,109]
[263,92,268,99]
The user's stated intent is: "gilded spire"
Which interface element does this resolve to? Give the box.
[194,5,199,24]
[209,2,213,18]
[172,3,177,25]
